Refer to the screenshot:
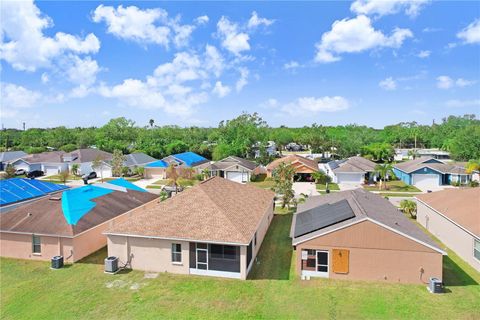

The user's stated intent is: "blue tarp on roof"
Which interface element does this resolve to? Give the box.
[107,178,147,193]
[171,152,207,167]
[60,179,148,225]
[61,185,113,225]
[145,160,169,168]
[0,178,69,206]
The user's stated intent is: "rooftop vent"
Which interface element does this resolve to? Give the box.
[49,196,61,201]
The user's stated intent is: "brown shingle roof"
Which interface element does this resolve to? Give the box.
[68,149,113,163]
[416,188,480,237]
[394,157,468,175]
[105,177,275,244]
[292,189,443,252]
[210,156,258,171]
[332,156,376,173]
[0,189,157,237]
[20,151,66,164]
[266,155,318,172]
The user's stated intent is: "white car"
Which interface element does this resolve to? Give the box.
[15,169,26,175]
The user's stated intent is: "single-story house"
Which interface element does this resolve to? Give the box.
[416,188,480,271]
[66,148,113,177]
[253,140,277,158]
[0,151,27,171]
[0,178,69,211]
[0,179,157,262]
[291,189,445,284]
[144,151,210,179]
[105,177,275,279]
[325,156,378,184]
[393,157,471,189]
[417,149,450,160]
[266,154,319,181]
[209,156,258,183]
[123,152,157,172]
[12,151,68,175]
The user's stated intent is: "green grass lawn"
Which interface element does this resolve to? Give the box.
[380,193,419,198]
[153,179,171,185]
[316,182,340,190]
[103,176,142,182]
[248,180,275,189]
[1,212,479,319]
[364,180,421,192]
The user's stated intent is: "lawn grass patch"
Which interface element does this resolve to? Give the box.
[380,193,419,198]
[363,180,421,192]
[146,185,163,189]
[248,180,275,189]
[1,212,479,319]
[153,179,171,185]
[316,182,340,190]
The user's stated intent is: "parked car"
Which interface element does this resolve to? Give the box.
[15,169,26,175]
[82,172,97,180]
[27,170,44,178]
[162,185,184,193]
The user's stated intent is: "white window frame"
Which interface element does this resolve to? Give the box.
[474,239,480,262]
[32,235,41,254]
[171,243,182,264]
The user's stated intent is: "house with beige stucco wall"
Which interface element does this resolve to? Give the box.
[291,189,445,284]
[0,179,157,263]
[416,188,480,272]
[104,176,275,280]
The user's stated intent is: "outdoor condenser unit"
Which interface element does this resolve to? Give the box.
[428,277,443,293]
[51,256,64,269]
[105,256,119,273]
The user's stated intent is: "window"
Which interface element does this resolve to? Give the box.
[210,244,237,260]
[32,235,41,254]
[171,243,182,263]
[474,239,480,261]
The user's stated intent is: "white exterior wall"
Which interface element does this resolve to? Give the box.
[417,201,480,271]
[335,172,364,184]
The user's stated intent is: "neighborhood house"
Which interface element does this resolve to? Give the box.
[209,156,259,183]
[104,177,275,279]
[416,188,480,271]
[291,189,445,284]
[266,154,319,181]
[0,179,157,262]
[325,156,378,185]
[393,157,471,189]
[144,151,210,179]
[0,151,27,171]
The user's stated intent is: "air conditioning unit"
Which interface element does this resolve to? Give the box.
[104,256,119,274]
[428,277,443,293]
[51,256,64,269]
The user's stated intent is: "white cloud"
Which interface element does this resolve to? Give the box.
[0,0,100,72]
[436,75,453,89]
[456,78,476,87]
[41,73,49,84]
[436,76,476,89]
[284,61,301,70]
[379,77,397,90]
[0,83,42,118]
[195,15,209,25]
[282,96,350,115]
[422,27,441,33]
[212,81,231,98]
[457,19,480,44]
[261,98,279,109]
[204,45,224,77]
[417,50,431,58]
[64,56,100,87]
[445,99,480,108]
[247,11,274,29]
[350,0,430,18]
[216,16,250,55]
[92,5,200,48]
[315,15,412,63]
[235,67,249,92]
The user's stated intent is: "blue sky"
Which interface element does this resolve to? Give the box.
[1,1,479,129]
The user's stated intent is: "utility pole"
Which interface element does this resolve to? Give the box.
[23,122,26,131]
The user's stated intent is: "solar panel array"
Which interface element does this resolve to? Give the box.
[0,178,69,206]
[294,199,355,238]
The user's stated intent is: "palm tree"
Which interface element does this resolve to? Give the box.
[166,163,179,194]
[374,163,394,190]
[407,149,418,160]
[400,200,417,219]
[71,164,79,177]
[202,167,211,180]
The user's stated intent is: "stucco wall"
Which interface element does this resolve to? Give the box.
[417,201,479,271]
[144,167,166,179]
[0,232,74,263]
[295,220,443,284]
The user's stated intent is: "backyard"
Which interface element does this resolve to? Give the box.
[1,210,479,319]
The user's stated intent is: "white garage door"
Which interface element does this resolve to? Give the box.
[337,173,364,184]
[226,171,248,183]
[412,174,439,189]
[98,167,112,178]
[44,166,59,176]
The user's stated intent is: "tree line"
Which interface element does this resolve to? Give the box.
[1,113,479,163]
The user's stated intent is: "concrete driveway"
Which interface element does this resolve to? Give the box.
[338,183,362,191]
[292,182,320,197]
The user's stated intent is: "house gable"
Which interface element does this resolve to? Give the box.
[410,166,443,175]
[421,158,444,164]
[298,220,439,254]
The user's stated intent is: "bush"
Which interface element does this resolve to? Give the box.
[250,173,266,182]
[194,174,203,181]
[178,178,196,187]
[264,176,273,182]
[469,180,479,187]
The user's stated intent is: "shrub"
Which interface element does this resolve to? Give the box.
[194,174,203,181]
[469,180,479,187]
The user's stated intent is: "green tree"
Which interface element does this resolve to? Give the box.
[465,159,480,174]
[71,164,79,176]
[59,170,70,184]
[166,163,180,194]
[5,164,16,178]
[362,142,394,162]
[272,162,295,209]
[111,149,125,177]
[135,166,145,176]
[400,199,417,219]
